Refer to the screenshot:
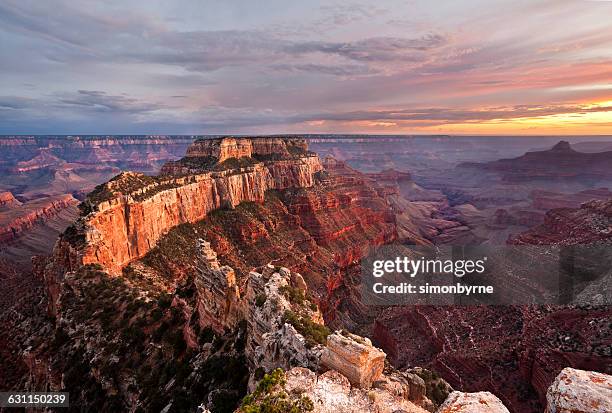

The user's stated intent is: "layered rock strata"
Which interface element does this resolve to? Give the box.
[0,135,193,172]
[321,331,386,388]
[510,199,612,245]
[0,194,79,243]
[194,239,243,333]
[184,136,309,162]
[54,137,323,275]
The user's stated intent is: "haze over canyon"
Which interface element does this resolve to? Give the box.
[0,134,610,413]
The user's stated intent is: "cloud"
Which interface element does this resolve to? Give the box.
[0,90,169,126]
[56,90,166,114]
[285,35,447,62]
[298,103,612,125]
[0,96,34,110]
[271,63,377,76]
[1,1,611,134]
[0,1,448,74]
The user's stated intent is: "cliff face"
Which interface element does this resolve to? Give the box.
[510,199,612,245]
[0,194,79,243]
[194,239,244,333]
[65,137,323,275]
[460,141,612,183]
[0,191,20,208]
[12,148,64,172]
[184,136,309,162]
[0,135,193,173]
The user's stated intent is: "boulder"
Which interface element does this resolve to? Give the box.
[281,367,430,413]
[545,367,612,413]
[321,330,386,388]
[437,391,510,413]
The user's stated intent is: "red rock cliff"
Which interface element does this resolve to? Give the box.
[51,137,323,276]
[0,194,78,243]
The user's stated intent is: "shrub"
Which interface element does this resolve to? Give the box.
[279,286,305,306]
[150,308,163,322]
[240,368,313,413]
[282,311,329,348]
[166,330,187,355]
[255,293,267,307]
[63,224,86,246]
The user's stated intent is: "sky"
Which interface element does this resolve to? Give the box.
[0,0,611,135]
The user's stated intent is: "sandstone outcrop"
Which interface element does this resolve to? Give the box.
[545,368,612,413]
[438,391,510,412]
[60,137,323,275]
[0,191,20,208]
[194,239,243,333]
[239,366,430,413]
[510,199,612,245]
[183,136,309,163]
[321,330,386,388]
[0,194,79,243]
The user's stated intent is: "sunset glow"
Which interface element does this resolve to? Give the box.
[1,0,611,135]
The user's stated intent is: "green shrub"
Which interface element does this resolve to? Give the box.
[255,293,267,307]
[282,311,329,348]
[240,369,313,413]
[279,286,305,306]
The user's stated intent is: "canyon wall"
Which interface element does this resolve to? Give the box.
[0,194,78,243]
[54,137,323,275]
[0,191,20,208]
[510,199,612,245]
[0,135,194,173]
[185,136,309,161]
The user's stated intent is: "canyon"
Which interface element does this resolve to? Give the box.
[0,135,195,269]
[459,141,612,184]
[1,135,611,413]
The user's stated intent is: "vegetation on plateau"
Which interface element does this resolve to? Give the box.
[239,369,314,413]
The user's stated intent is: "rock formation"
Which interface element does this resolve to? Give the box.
[460,141,612,183]
[41,137,395,323]
[510,199,612,245]
[0,194,79,243]
[244,265,325,386]
[57,137,323,275]
[320,331,386,388]
[529,188,612,211]
[11,148,64,173]
[0,135,193,173]
[193,253,439,412]
[194,239,243,333]
[545,368,612,413]
[438,391,510,412]
[0,191,20,208]
[242,367,431,413]
[182,136,310,163]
